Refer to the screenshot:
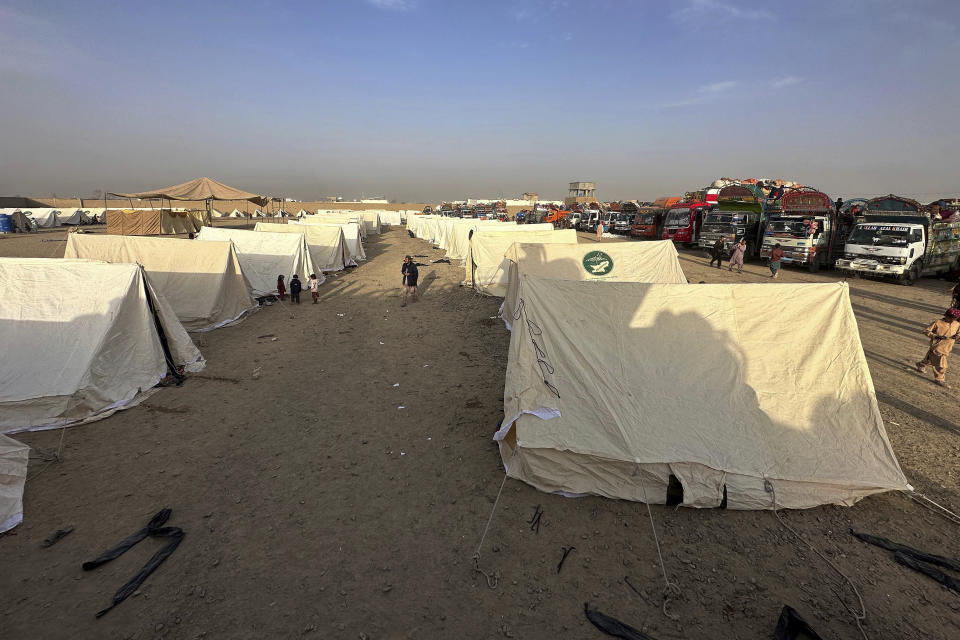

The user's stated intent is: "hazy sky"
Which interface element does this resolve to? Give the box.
[1,0,957,202]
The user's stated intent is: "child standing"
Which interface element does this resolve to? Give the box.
[289,274,302,304]
[916,307,960,388]
[307,274,320,304]
[277,275,286,300]
[401,256,419,307]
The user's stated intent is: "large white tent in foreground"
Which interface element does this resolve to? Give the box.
[0,435,29,533]
[496,280,910,510]
[196,226,318,296]
[0,258,204,434]
[64,235,257,331]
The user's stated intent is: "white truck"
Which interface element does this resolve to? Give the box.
[834,199,960,284]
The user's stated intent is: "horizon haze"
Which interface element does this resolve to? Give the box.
[1,0,958,202]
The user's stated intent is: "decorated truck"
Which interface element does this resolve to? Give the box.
[698,184,765,258]
[834,195,960,284]
[631,197,677,239]
[759,188,844,272]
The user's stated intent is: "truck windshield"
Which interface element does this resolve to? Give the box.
[848,226,911,246]
[704,214,735,225]
[665,208,691,227]
[767,219,808,235]
[639,213,656,225]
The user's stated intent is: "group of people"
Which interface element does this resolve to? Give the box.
[708,236,748,273]
[276,274,321,304]
[708,236,784,277]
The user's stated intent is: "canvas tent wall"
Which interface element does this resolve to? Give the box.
[0,435,29,533]
[307,213,366,237]
[64,235,257,331]
[254,222,348,271]
[290,220,365,262]
[318,210,380,235]
[0,258,204,434]
[445,219,509,260]
[85,208,106,223]
[105,209,201,235]
[467,228,576,296]
[196,226,318,296]
[496,280,910,509]
[379,210,402,226]
[501,241,688,327]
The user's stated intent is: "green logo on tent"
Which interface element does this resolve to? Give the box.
[582,250,614,276]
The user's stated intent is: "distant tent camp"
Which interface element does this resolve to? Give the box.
[501,241,688,328]
[291,220,366,263]
[211,208,227,218]
[255,222,348,271]
[307,213,366,237]
[496,280,911,509]
[378,211,403,226]
[64,235,257,331]
[229,209,244,218]
[105,209,208,235]
[467,227,576,296]
[0,435,28,533]
[0,257,204,434]
[195,226,319,296]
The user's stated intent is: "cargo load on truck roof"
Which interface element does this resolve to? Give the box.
[866,195,921,212]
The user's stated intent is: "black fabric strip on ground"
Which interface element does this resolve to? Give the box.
[850,529,960,572]
[583,603,659,640]
[82,508,185,618]
[894,552,960,594]
[774,605,825,640]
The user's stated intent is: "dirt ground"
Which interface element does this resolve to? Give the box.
[2,222,959,640]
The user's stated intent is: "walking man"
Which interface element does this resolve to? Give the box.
[728,238,746,273]
[916,307,960,388]
[709,236,725,269]
[595,217,604,241]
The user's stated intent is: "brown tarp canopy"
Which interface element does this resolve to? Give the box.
[111,177,267,206]
[105,209,210,235]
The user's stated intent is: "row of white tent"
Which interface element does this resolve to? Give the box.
[212,208,400,234]
[0,217,369,532]
[0,207,107,227]
[405,217,912,511]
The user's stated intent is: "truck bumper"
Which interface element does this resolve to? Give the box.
[834,259,906,276]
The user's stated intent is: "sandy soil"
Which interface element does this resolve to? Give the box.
[1,223,959,640]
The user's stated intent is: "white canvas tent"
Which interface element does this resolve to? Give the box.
[64,235,257,331]
[445,219,509,260]
[496,280,911,509]
[0,435,29,533]
[229,209,244,218]
[0,258,204,434]
[290,220,365,263]
[501,241,688,327]
[196,226,319,296]
[22,208,59,228]
[211,208,227,218]
[308,213,366,238]
[467,228,577,296]
[56,209,93,225]
[378,210,402,226]
[254,222,348,271]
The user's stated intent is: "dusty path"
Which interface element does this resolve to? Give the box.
[1,225,959,639]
